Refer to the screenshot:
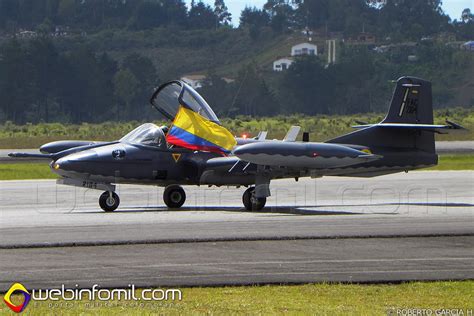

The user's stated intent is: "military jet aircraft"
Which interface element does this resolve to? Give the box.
[9,76,464,212]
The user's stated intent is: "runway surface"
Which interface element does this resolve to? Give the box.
[0,171,473,290]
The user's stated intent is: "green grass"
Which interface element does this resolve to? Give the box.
[0,154,471,181]
[0,162,57,180]
[428,154,474,171]
[1,281,472,315]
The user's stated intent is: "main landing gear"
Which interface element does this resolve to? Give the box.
[242,187,267,211]
[163,185,186,209]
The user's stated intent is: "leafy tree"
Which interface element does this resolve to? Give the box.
[57,0,75,24]
[163,0,188,28]
[56,46,112,123]
[278,56,333,114]
[0,39,30,123]
[461,8,473,23]
[113,69,139,121]
[28,37,59,122]
[214,0,232,27]
[231,63,279,116]
[240,7,270,28]
[122,53,158,119]
[188,1,217,29]
[128,1,166,30]
[197,70,234,116]
[263,0,295,32]
[377,0,449,39]
[240,6,270,39]
[95,52,119,121]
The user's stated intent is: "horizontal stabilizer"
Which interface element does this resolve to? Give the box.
[352,120,467,134]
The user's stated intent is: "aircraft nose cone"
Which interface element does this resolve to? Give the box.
[53,150,98,173]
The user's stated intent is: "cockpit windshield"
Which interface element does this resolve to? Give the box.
[150,81,220,124]
[120,123,166,148]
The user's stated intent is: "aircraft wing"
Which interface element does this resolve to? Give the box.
[233,141,380,169]
[204,156,257,174]
[202,124,381,188]
[201,141,380,191]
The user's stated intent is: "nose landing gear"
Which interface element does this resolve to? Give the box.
[99,191,120,212]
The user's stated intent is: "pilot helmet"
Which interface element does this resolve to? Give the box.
[161,126,169,134]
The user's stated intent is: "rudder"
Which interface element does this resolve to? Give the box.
[383,77,433,125]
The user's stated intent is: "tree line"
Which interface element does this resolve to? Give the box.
[0,0,473,124]
[0,0,232,32]
[240,0,473,40]
[0,0,472,39]
[0,35,472,124]
[0,37,160,123]
[199,43,472,118]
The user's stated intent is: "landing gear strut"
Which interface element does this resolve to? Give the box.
[99,191,120,212]
[242,187,266,211]
[164,185,186,209]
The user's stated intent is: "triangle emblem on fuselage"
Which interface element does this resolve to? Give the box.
[172,153,181,163]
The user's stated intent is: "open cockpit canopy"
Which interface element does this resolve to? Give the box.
[150,81,220,124]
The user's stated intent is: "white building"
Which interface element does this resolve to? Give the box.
[273,58,294,72]
[291,43,318,56]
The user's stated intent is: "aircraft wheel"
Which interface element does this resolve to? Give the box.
[243,187,266,211]
[164,185,186,209]
[99,191,120,212]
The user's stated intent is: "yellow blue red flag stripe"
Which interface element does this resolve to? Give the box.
[166,106,236,154]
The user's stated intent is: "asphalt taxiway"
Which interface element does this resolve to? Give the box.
[0,171,472,290]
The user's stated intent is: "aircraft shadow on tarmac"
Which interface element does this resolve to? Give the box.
[80,206,359,216]
[80,202,473,216]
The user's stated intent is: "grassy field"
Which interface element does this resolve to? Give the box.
[0,162,57,180]
[0,109,472,149]
[0,154,471,181]
[428,154,474,171]
[1,281,472,315]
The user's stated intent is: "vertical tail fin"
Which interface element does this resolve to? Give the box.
[383,77,433,125]
[327,77,435,153]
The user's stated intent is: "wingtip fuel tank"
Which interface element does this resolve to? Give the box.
[233,142,380,169]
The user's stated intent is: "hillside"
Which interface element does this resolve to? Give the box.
[0,0,473,124]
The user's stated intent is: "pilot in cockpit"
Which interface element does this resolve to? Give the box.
[161,126,169,135]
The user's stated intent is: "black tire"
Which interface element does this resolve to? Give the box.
[99,191,120,212]
[164,185,186,209]
[242,187,266,211]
